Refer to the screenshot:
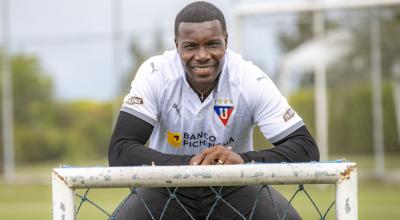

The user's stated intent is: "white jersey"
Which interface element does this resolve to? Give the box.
[121,49,304,155]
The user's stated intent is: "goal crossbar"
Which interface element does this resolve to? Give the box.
[52,162,357,219]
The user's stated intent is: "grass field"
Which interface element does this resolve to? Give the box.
[0,155,399,219]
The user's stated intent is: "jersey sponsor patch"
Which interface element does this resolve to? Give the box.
[214,106,234,126]
[183,132,235,148]
[125,96,143,105]
[283,108,295,122]
[167,131,182,148]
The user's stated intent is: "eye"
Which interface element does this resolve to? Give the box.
[208,41,221,48]
[183,44,196,50]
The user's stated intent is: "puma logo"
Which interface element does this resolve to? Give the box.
[150,62,159,74]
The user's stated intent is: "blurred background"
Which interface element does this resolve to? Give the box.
[1,0,399,219]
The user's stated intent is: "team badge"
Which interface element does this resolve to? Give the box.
[214,106,234,126]
[167,131,182,148]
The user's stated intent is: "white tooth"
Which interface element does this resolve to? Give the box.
[194,66,212,71]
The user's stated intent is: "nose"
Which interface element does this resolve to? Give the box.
[195,46,210,62]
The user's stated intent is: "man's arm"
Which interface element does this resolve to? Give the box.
[190,125,319,165]
[239,126,319,163]
[108,111,193,166]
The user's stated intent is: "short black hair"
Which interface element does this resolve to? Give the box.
[174,1,227,36]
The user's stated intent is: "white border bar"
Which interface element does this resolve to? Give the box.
[52,162,357,220]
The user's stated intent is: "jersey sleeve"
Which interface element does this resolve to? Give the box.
[243,65,304,143]
[121,58,162,126]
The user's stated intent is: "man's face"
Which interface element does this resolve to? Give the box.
[175,20,227,89]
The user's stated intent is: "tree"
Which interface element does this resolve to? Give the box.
[1,52,114,165]
[0,52,57,165]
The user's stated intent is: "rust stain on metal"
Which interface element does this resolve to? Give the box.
[340,164,357,181]
[52,170,69,186]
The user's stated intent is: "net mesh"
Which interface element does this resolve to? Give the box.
[74,184,335,220]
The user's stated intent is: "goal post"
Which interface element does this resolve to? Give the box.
[52,162,357,220]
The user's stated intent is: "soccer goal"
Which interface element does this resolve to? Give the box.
[52,162,357,220]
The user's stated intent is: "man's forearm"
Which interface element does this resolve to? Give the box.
[109,140,192,166]
[239,126,319,163]
[108,111,192,166]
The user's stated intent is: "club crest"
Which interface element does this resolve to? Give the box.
[214,106,234,126]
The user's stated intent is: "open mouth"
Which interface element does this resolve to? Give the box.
[191,65,215,73]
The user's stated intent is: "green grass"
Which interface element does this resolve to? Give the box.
[0,155,399,219]
[276,182,400,219]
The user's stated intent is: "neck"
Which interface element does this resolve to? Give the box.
[189,80,218,102]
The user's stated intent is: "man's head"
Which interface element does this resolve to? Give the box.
[174,1,228,91]
[174,1,227,37]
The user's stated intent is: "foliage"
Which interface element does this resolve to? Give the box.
[276,8,400,154]
[53,101,113,162]
[0,53,54,166]
[289,81,399,154]
[14,101,113,163]
[121,28,168,90]
[287,88,316,134]
[277,12,315,53]
[1,52,113,167]
[325,9,400,88]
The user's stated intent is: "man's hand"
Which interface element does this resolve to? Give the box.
[189,145,244,165]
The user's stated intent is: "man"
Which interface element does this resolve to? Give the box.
[109,1,319,219]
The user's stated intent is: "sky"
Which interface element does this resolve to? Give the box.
[1,0,294,101]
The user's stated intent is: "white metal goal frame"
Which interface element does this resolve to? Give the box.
[52,162,357,220]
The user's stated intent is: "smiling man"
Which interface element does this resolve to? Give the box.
[177,19,226,102]
[108,1,319,219]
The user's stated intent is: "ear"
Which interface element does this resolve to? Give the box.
[174,38,179,50]
[224,33,228,49]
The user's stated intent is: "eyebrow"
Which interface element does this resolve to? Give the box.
[180,37,223,44]
[180,40,196,44]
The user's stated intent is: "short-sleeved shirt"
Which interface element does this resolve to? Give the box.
[121,49,304,155]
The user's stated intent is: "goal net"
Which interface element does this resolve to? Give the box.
[52,162,357,220]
